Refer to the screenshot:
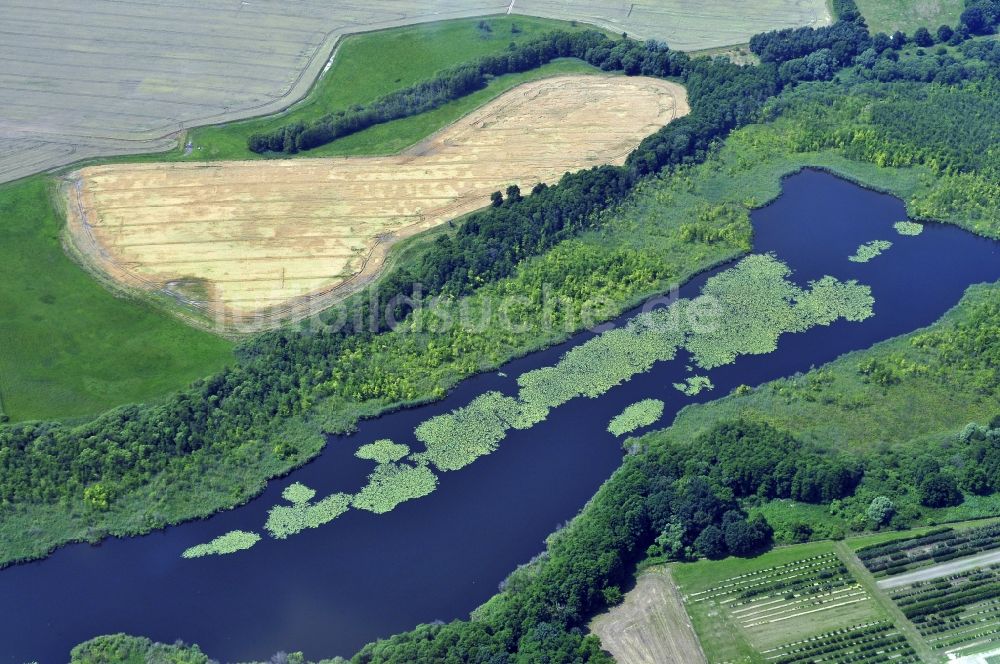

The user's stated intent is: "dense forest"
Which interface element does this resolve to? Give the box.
[21,0,1000,660]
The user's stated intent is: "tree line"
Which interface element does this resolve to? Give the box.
[250,30,634,154]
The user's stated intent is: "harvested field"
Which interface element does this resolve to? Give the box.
[0,1,827,183]
[65,75,688,331]
[590,568,707,664]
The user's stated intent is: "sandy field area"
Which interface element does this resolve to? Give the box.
[591,568,707,664]
[65,75,688,331]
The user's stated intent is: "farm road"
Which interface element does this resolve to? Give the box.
[877,549,1000,589]
[834,542,937,662]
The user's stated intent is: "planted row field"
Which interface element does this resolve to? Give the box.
[857,522,1000,577]
[673,544,887,662]
[887,563,1000,659]
[65,76,688,330]
[762,620,919,664]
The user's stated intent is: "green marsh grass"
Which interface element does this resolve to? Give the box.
[264,482,351,540]
[894,221,924,236]
[410,255,872,473]
[412,391,548,471]
[674,376,715,396]
[684,254,874,369]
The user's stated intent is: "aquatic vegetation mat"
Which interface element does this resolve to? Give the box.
[355,439,410,464]
[265,483,352,540]
[182,530,261,559]
[186,256,874,547]
[684,254,874,369]
[893,221,924,236]
[413,391,547,471]
[674,376,714,396]
[352,462,439,514]
[516,309,687,409]
[608,399,665,437]
[849,240,893,263]
[411,254,872,472]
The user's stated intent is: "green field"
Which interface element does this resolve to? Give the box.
[854,0,964,34]
[668,524,1000,663]
[177,17,603,162]
[0,177,232,422]
[671,541,896,663]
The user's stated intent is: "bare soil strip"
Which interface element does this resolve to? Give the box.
[878,549,1000,589]
[591,568,708,664]
[64,76,688,332]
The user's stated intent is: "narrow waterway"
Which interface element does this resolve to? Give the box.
[3,170,999,663]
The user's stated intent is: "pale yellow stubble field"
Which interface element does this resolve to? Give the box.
[65,75,689,330]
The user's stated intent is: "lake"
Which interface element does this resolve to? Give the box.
[3,169,999,663]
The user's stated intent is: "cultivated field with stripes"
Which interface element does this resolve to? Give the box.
[64,75,688,330]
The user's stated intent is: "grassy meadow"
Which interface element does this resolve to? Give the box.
[0,177,232,422]
[854,0,964,34]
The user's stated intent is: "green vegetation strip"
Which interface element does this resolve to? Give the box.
[182,530,261,559]
[413,254,872,472]
[894,221,924,236]
[608,399,665,437]
[183,17,601,162]
[849,240,894,263]
[355,440,410,464]
[352,462,439,514]
[264,483,352,540]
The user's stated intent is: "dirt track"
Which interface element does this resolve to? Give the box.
[877,549,1000,589]
[64,75,688,332]
[591,568,707,664]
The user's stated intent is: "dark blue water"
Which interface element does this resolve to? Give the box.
[2,170,999,663]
